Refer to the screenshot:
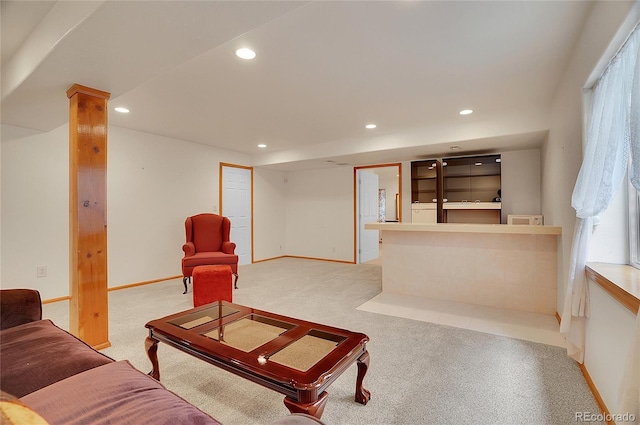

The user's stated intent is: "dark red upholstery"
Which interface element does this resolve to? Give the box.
[182,213,238,294]
[192,265,233,307]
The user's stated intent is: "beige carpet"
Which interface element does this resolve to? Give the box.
[42,257,602,425]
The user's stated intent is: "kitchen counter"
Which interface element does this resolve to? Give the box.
[443,202,501,210]
[367,222,562,314]
[365,222,562,235]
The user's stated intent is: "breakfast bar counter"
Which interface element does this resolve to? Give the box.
[365,223,562,314]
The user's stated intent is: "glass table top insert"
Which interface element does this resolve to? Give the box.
[162,303,352,372]
[168,303,239,329]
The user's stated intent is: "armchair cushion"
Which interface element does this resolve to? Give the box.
[182,252,238,268]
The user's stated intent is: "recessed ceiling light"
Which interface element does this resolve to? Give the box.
[496,158,501,163]
[114,107,129,113]
[236,48,256,60]
[365,124,377,129]
[257,144,267,148]
[475,162,482,166]
[459,109,473,115]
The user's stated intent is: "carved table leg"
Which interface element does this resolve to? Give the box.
[283,392,329,419]
[145,336,160,380]
[182,276,189,294]
[355,350,371,404]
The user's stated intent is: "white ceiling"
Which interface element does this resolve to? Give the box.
[1,1,594,171]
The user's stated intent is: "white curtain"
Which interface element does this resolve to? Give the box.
[560,22,639,421]
[560,25,640,363]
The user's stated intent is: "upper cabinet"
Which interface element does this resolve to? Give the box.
[442,154,501,203]
[411,160,440,204]
[411,154,502,224]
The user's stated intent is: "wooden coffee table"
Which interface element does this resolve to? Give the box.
[144,301,370,419]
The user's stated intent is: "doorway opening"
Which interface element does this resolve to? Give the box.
[353,163,402,264]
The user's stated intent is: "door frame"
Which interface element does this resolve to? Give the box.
[219,163,254,264]
[353,163,402,263]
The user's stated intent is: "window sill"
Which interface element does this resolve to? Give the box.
[586,262,640,315]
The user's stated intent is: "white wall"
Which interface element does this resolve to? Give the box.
[1,124,69,300]
[284,167,354,262]
[253,167,287,261]
[585,280,637,416]
[377,170,399,222]
[107,126,250,287]
[1,124,251,298]
[501,149,541,223]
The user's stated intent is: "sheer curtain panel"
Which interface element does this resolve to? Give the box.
[560,24,639,362]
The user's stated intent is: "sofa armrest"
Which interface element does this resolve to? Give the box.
[182,242,195,257]
[222,241,236,254]
[0,289,42,330]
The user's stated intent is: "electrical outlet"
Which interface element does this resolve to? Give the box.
[37,265,47,278]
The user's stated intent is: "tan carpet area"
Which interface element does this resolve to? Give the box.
[42,257,602,425]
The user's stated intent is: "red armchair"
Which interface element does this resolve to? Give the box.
[181,213,239,294]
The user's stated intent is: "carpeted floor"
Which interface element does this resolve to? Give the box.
[43,257,603,425]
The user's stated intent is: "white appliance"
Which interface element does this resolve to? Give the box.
[411,203,437,223]
[507,214,543,225]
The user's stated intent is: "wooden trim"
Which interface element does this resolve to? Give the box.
[556,311,612,424]
[107,275,182,291]
[42,277,181,304]
[398,163,402,222]
[92,341,111,350]
[282,255,354,265]
[219,163,254,264]
[66,84,110,100]
[355,162,402,170]
[577,363,614,425]
[353,168,358,263]
[586,265,640,315]
[253,255,288,264]
[42,295,71,304]
[254,255,355,265]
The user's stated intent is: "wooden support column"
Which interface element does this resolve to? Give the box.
[67,84,111,349]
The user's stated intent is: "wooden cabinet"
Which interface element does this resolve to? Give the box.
[442,154,501,203]
[411,160,439,203]
[411,155,501,224]
[411,160,443,222]
[442,154,501,224]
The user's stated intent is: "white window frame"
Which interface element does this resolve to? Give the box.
[630,176,640,269]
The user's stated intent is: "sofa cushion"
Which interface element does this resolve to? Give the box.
[0,320,113,397]
[1,390,49,425]
[22,361,221,425]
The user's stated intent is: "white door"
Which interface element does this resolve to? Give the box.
[357,169,379,263]
[221,165,252,265]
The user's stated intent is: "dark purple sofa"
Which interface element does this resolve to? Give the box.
[0,289,323,425]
